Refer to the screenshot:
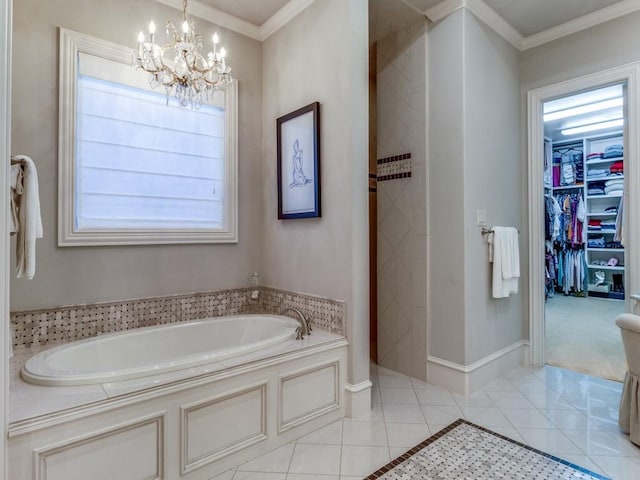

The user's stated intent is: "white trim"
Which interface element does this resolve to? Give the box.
[344,380,372,419]
[57,28,239,246]
[427,340,528,394]
[521,0,640,51]
[345,379,373,394]
[424,0,464,24]
[527,63,640,367]
[155,0,261,40]
[33,412,166,480]
[466,0,523,50]
[155,0,317,41]
[423,0,640,52]
[0,0,10,476]
[260,0,316,40]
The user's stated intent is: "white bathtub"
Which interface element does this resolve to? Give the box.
[21,314,299,387]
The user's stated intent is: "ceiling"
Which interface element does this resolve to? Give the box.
[194,0,632,45]
[198,0,290,26]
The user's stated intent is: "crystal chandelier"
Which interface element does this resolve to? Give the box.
[134,0,232,108]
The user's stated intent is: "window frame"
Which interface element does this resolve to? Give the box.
[58,28,238,246]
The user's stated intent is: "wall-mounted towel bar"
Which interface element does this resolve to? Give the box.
[481,227,520,235]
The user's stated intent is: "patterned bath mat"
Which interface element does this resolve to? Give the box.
[365,419,609,479]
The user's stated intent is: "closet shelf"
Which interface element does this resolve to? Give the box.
[552,184,583,191]
[586,157,624,165]
[587,229,617,234]
[586,175,624,182]
[586,248,624,252]
[586,193,623,199]
[586,212,617,217]
[587,264,625,271]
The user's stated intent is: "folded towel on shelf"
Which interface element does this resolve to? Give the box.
[587,153,603,160]
[603,144,623,159]
[605,184,623,195]
[488,226,520,299]
[11,155,43,280]
[587,168,609,178]
[605,178,624,187]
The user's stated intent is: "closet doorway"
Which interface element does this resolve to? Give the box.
[542,83,627,381]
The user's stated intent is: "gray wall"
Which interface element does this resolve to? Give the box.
[521,10,640,91]
[261,0,370,386]
[428,9,524,366]
[428,10,467,365]
[11,0,263,310]
[463,12,524,364]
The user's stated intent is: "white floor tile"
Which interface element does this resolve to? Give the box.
[562,430,640,457]
[540,408,590,431]
[210,470,234,480]
[377,374,413,389]
[500,408,556,429]
[516,428,583,455]
[286,475,339,480]
[486,390,536,409]
[463,407,512,428]
[382,403,426,423]
[296,420,343,445]
[414,388,456,406]
[486,425,525,443]
[385,422,430,447]
[288,444,341,475]
[233,473,286,480]
[237,444,295,473]
[342,420,388,446]
[481,377,517,392]
[420,404,462,426]
[552,454,606,476]
[590,454,640,480]
[452,390,494,409]
[379,387,418,405]
[340,445,390,477]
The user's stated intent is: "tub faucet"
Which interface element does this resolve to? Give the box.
[280,307,311,339]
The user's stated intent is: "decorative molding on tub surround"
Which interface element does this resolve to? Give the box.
[10,287,345,349]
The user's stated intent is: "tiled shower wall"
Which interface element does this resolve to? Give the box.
[376,20,428,380]
[10,287,345,350]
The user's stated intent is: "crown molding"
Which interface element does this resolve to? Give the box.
[521,0,640,50]
[155,0,317,42]
[260,0,316,40]
[466,0,522,50]
[424,0,464,24]
[155,0,261,39]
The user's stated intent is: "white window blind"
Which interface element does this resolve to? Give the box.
[58,29,238,246]
[76,77,225,230]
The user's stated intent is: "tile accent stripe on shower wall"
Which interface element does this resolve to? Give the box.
[376,153,412,182]
[10,287,345,349]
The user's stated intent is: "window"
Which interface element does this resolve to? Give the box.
[58,28,237,245]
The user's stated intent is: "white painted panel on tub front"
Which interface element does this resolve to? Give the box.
[34,413,164,480]
[279,361,339,432]
[181,382,267,474]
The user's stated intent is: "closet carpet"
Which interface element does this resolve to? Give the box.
[545,295,626,382]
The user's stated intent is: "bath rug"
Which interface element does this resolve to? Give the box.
[364,419,609,479]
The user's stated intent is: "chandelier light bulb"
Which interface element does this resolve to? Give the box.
[133,0,232,108]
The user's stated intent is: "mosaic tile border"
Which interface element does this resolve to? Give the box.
[10,287,345,349]
[377,152,412,182]
[364,419,610,480]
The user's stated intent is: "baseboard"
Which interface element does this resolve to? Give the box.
[427,340,529,394]
[344,380,372,419]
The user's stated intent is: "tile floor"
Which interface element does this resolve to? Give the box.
[213,363,640,480]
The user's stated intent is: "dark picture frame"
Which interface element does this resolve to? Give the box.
[276,102,321,219]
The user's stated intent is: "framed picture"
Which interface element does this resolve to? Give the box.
[277,102,321,219]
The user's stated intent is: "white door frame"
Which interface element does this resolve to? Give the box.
[527,63,640,367]
[0,0,10,475]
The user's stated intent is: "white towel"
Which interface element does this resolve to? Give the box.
[12,155,43,279]
[488,226,520,299]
